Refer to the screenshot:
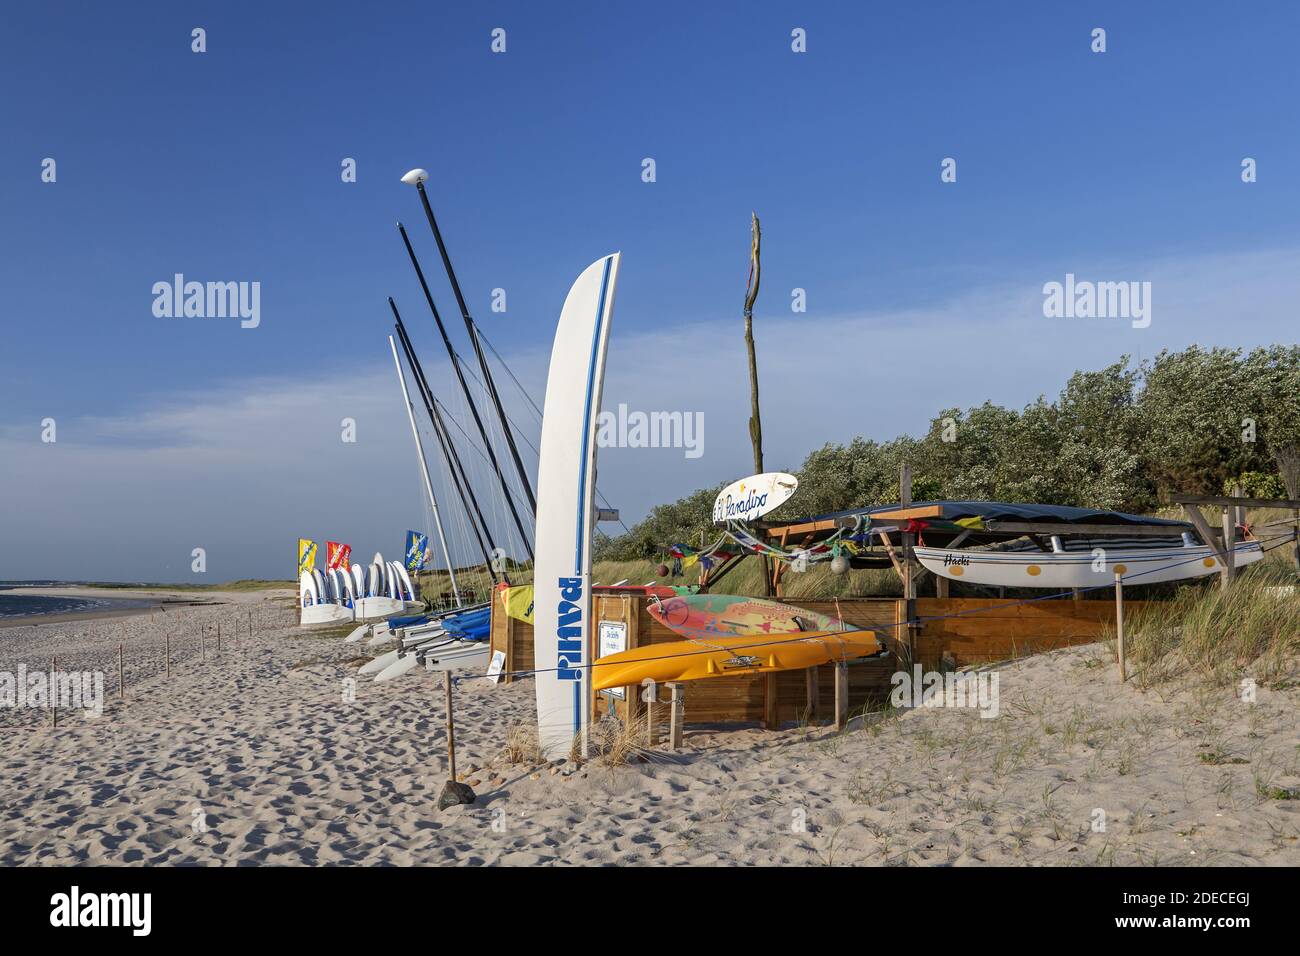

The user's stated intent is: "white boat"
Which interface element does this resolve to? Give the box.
[915,535,1265,589]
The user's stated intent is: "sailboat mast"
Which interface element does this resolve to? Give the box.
[397,224,535,562]
[391,302,507,585]
[410,178,538,513]
[388,335,462,608]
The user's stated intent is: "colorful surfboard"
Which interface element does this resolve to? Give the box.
[646,594,843,641]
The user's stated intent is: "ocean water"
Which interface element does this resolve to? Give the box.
[0,594,152,620]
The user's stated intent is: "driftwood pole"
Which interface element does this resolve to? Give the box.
[742,212,771,597]
[1114,570,1126,682]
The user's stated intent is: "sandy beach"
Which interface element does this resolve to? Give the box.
[1,589,1296,866]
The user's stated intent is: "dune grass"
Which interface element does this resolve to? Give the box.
[1111,552,1299,690]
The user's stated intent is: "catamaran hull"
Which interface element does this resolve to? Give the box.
[915,540,1265,589]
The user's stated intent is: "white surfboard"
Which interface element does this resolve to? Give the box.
[712,472,799,524]
[337,568,356,607]
[397,564,418,602]
[312,569,329,604]
[368,561,384,598]
[299,570,319,607]
[351,564,366,598]
[387,561,404,600]
[533,252,621,758]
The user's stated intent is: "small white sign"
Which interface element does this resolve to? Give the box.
[712,472,798,524]
[597,621,627,700]
[485,649,506,684]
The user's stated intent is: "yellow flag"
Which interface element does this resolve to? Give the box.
[500,584,535,624]
[298,538,317,575]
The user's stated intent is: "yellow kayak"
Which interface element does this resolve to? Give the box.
[591,629,882,692]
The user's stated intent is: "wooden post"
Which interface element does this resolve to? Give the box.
[646,690,658,746]
[804,666,819,723]
[935,576,949,599]
[216,621,221,654]
[763,672,779,730]
[668,683,684,750]
[165,634,171,678]
[50,656,57,729]
[118,643,125,701]
[1114,570,1126,683]
[444,673,457,781]
[201,625,206,663]
[1221,506,1236,587]
[834,661,848,731]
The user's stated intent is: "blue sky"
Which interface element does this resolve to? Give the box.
[2,2,1297,581]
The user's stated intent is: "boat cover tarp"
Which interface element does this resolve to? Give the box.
[808,500,1191,528]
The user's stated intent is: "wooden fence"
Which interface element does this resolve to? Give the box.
[490,592,1142,732]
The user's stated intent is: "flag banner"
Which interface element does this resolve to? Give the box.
[326,542,351,571]
[297,539,317,575]
[500,584,535,625]
[405,531,428,572]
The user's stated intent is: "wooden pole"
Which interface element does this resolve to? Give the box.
[1114,570,1126,683]
[900,463,917,660]
[668,683,684,750]
[804,666,819,723]
[646,690,658,746]
[118,643,125,700]
[834,661,848,731]
[444,673,457,781]
[1221,506,1236,587]
[165,634,170,678]
[216,621,221,654]
[201,625,206,663]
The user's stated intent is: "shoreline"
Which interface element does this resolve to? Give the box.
[0,586,294,630]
